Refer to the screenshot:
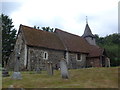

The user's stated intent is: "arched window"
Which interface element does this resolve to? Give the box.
[43,51,48,60]
[76,53,82,61]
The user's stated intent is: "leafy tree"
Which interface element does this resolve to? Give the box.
[1,14,17,67]
[33,25,40,29]
[41,27,54,32]
[33,26,54,32]
[94,33,120,66]
[94,34,105,45]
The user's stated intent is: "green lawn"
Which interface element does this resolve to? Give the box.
[2,67,119,88]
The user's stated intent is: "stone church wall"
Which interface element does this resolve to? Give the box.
[86,57,102,67]
[7,31,26,70]
[68,52,87,69]
[27,46,65,70]
[85,37,96,45]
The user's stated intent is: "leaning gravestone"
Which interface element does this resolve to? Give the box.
[11,50,22,79]
[60,59,69,79]
[46,61,53,75]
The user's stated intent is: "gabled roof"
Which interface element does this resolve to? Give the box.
[82,24,95,38]
[88,45,104,57]
[20,25,65,51]
[54,28,90,53]
[19,24,104,57]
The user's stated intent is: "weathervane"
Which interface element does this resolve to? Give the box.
[86,16,88,24]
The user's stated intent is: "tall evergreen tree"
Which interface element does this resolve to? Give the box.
[1,14,17,67]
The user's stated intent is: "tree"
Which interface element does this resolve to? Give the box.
[33,26,54,32]
[94,33,120,66]
[33,25,40,29]
[1,14,17,67]
[41,27,54,32]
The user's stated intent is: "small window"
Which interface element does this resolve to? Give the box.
[43,52,48,60]
[76,53,82,61]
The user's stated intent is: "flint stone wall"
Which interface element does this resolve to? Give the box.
[8,31,26,70]
[27,46,64,71]
[85,37,96,45]
[68,52,87,69]
[86,57,102,67]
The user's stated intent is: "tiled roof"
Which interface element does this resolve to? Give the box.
[82,24,95,38]
[20,25,65,51]
[88,45,104,57]
[55,28,90,53]
[20,25,103,57]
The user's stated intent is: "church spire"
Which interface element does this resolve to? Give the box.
[82,16,96,45]
[82,17,94,38]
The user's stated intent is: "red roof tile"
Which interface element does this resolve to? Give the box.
[55,28,90,53]
[88,45,104,57]
[19,25,104,57]
[20,25,65,50]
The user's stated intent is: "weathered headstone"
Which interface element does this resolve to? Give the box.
[46,61,53,75]
[60,59,69,79]
[2,68,10,77]
[11,51,22,79]
[35,56,41,74]
[35,66,41,74]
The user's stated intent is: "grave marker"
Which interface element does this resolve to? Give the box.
[11,50,22,79]
[35,55,41,74]
[60,59,69,79]
[2,68,9,77]
[46,61,53,75]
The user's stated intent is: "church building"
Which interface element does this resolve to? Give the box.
[8,21,110,71]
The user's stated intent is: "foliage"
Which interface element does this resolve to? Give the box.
[94,33,120,66]
[41,27,54,32]
[33,25,40,29]
[1,14,17,67]
[33,26,54,32]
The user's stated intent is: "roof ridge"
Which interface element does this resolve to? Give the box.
[20,24,55,34]
[55,28,82,38]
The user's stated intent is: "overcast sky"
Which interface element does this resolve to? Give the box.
[1,0,119,37]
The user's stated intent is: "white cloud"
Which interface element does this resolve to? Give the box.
[9,0,119,36]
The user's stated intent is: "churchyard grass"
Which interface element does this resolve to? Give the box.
[0,64,2,89]
[2,67,119,88]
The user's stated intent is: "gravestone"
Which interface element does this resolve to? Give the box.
[2,68,10,77]
[35,66,41,74]
[35,56,41,74]
[46,61,53,75]
[11,51,22,79]
[60,59,69,79]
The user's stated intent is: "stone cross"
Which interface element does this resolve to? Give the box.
[46,61,53,75]
[11,49,22,79]
[60,59,69,79]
